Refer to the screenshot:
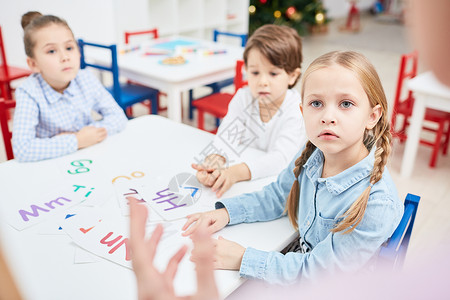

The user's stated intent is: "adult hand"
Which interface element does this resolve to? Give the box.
[182,208,230,237]
[75,126,107,149]
[129,198,219,300]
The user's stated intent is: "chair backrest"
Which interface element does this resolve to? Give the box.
[213,29,247,47]
[0,26,10,77]
[124,28,158,44]
[378,193,421,270]
[0,98,15,160]
[234,60,247,93]
[78,39,121,103]
[392,51,418,117]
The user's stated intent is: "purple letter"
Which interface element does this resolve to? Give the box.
[18,205,50,222]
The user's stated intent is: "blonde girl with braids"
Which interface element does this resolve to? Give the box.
[182,51,403,284]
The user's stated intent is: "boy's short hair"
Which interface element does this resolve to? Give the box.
[243,24,303,88]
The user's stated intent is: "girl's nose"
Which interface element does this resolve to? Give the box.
[321,109,337,124]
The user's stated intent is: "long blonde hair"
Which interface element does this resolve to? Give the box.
[285,51,391,234]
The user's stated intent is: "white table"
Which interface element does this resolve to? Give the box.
[401,72,450,177]
[85,37,244,123]
[0,116,296,299]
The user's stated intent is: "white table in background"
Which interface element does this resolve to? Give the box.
[0,115,296,300]
[84,37,244,123]
[401,72,450,177]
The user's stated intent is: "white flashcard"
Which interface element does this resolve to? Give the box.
[74,247,99,264]
[109,164,151,186]
[56,152,106,181]
[38,206,104,235]
[63,212,187,269]
[6,183,93,231]
[142,172,216,221]
[113,183,164,223]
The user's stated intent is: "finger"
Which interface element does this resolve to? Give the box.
[207,219,226,235]
[165,245,188,280]
[211,173,225,193]
[205,171,219,187]
[146,223,164,261]
[181,214,200,231]
[181,219,200,237]
[191,227,219,298]
[129,197,148,249]
[196,171,213,187]
[216,179,231,198]
[191,163,204,171]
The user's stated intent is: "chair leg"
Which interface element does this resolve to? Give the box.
[151,96,158,115]
[429,121,445,167]
[443,121,450,155]
[197,109,205,131]
[189,89,195,120]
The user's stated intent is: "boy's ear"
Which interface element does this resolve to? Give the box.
[289,68,301,86]
[366,104,382,130]
[26,57,40,73]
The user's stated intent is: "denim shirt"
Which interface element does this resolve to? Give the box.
[217,148,403,284]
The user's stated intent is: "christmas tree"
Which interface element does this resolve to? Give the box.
[249,0,329,36]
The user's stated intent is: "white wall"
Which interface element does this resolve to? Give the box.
[1,0,368,69]
[0,0,118,68]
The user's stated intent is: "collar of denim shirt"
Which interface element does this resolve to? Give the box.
[303,147,375,195]
[38,73,76,105]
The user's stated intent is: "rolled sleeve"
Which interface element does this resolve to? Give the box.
[240,247,270,279]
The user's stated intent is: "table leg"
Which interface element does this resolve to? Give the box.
[400,94,427,177]
[166,88,182,123]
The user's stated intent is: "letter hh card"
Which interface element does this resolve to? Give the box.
[142,172,215,221]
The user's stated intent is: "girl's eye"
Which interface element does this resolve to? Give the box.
[67,46,73,51]
[310,100,322,108]
[270,72,278,76]
[251,71,259,75]
[47,49,55,54]
[340,101,354,109]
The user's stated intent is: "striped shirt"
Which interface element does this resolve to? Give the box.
[12,69,127,162]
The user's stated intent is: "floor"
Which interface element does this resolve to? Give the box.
[1,13,450,281]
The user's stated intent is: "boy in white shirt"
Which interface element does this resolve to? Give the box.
[192,24,307,197]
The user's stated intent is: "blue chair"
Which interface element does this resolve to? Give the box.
[378,193,421,270]
[188,29,248,121]
[78,39,159,118]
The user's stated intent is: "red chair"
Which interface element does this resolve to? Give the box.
[192,60,247,134]
[0,98,15,160]
[0,26,32,102]
[124,28,165,116]
[391,51,450,167]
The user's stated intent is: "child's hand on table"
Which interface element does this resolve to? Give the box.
[210,163,251,198]
[182,208,230,237]
[192,154,226,187]
[211,236,245,270]
[75,126,107,149]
